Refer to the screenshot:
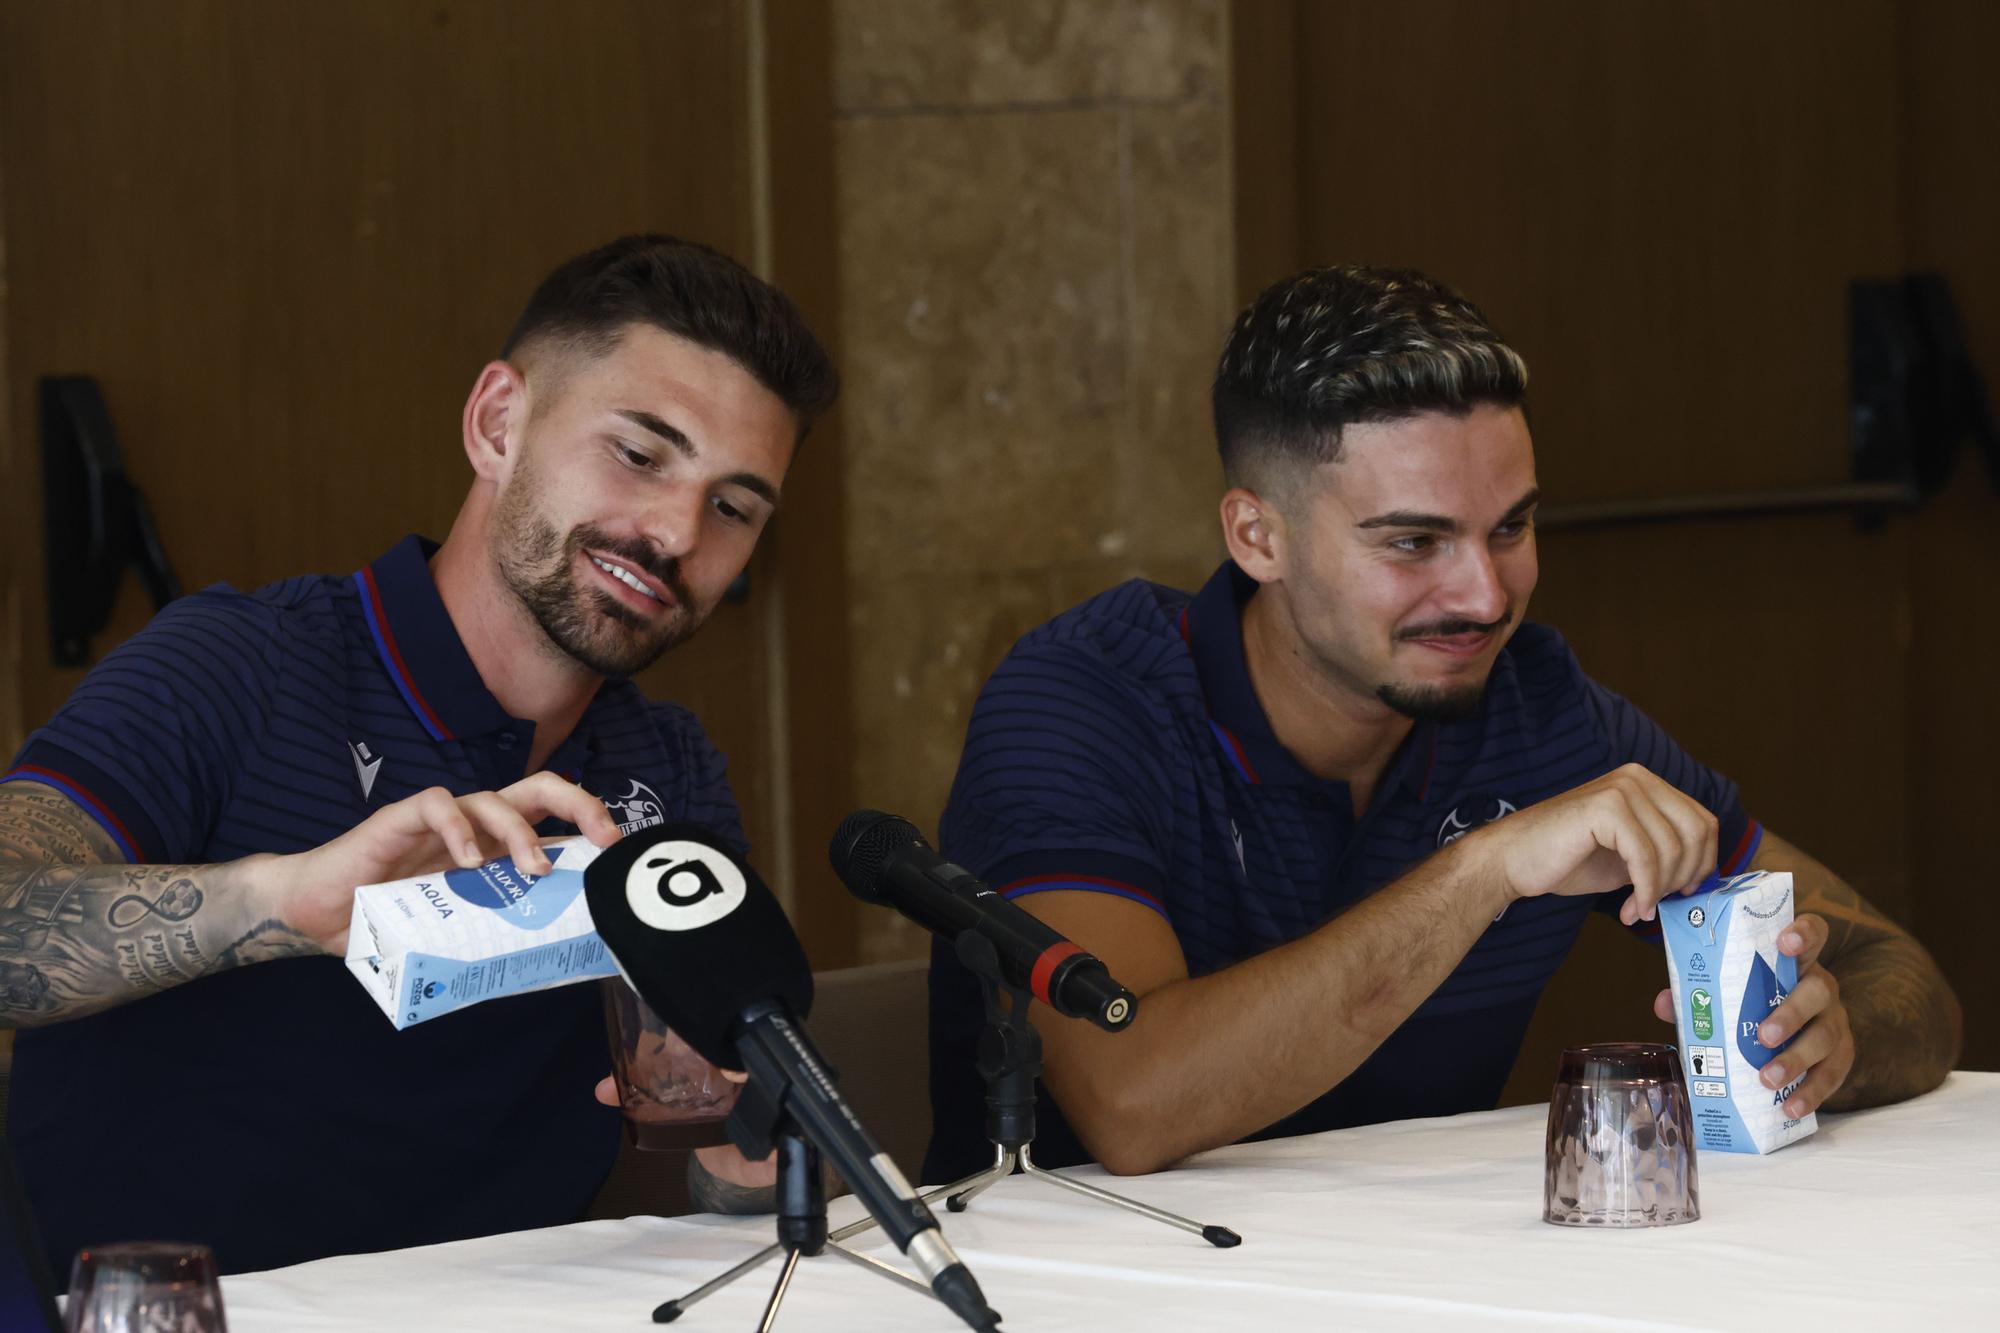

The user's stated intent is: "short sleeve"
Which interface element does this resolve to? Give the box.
[1579,675,1762,877]
[939,642,1174,920]
[4,589,280,864]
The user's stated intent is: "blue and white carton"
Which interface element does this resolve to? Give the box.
[344,838,618,1029]
[1659,870,1817,1154]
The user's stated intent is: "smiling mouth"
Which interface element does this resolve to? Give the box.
[1404,630,1496,659]
[586,552,667,606]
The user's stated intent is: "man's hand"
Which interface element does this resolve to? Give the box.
[1473,763,1718,923]
[1653,912,1856,1119]
[0,774,618,1027]
[1010,763,1725,1175]
[264,773,622,951]
[590,1067,751,1107]
[591,1072,778,1213]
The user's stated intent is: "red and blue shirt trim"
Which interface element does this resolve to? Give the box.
[1722,819,1765,876]
[353,567,455,743]
[0,764,143,862]
[999,872,1168,920]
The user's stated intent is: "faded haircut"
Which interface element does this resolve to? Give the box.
[1212,265,1528,489]
[501,234,839,441]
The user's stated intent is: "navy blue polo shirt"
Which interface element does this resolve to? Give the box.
[926,561,1761,1181]
[3,535,745,1274]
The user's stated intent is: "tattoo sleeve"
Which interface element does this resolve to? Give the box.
[685,1151,778,1216]
[0,782,313,1027]
[1792,857,1964,1112]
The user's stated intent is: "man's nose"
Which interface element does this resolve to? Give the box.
[640,484,704,560]
[1443,545,1508,623]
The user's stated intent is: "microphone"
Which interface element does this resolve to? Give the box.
[829,811,1137,1032]
[583,824,998,1332]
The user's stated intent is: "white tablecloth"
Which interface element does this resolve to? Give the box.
[223,1072,2000,1331]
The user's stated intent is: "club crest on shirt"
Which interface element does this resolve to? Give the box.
[598,777,666,836]
[1437,795,1521,922]
[1434,795,1519,850]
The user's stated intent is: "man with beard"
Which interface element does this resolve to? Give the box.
[925,264,1960,1182]
[0,235,834,1273]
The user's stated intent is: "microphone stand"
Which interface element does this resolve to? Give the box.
[833,932,1241,1250]
[654,1082,963,1330]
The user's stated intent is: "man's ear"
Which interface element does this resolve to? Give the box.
[1221,485,1287,583]
[462,360,528,482]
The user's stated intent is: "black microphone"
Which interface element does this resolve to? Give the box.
[829,811,1137,1032]
[583,824,998,1332]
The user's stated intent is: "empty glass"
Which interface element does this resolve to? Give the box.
[66,1242,226,1332]
[601,979,739,1150]
[1544,1042,1700,1227]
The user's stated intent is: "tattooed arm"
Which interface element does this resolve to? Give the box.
[1755,831,1961,1112]
[0,782,309,1027]
[0,774,623,1029]
[686,1145,779,1216]
[1652,828,1961,1116]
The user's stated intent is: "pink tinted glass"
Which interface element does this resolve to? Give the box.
[1544,1042,1700,1227]
[66,1242,227,1333]
[601,978,740,1150]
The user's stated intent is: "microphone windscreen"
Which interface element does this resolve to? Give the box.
[829,810,928,902]
[583,823,813,1069]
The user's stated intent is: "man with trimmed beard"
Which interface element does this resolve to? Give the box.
[925,264,1961,1183]
[0,235,833,1273]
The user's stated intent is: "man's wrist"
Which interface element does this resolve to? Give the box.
[687,1149,777,1216]
[1434,831,1518,918]
[229,853,319,949]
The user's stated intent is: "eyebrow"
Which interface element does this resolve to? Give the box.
[1356,487,1541,535]
[613,408,782,507]
[615,408,695,457]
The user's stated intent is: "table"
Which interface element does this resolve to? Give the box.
[223,1072,2000,1331]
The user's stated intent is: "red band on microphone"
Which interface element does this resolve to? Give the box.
[1029,941,1083,1005]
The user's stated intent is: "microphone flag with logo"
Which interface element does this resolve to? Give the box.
[582,822,812,1069]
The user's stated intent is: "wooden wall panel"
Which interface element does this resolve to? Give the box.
[1233,0,2000,1096]
[1901,1,2000,1072]
[1,0,856,959]
[1292,0,1901,502]
[763,1,860,965]
[1505,514,1917,1105]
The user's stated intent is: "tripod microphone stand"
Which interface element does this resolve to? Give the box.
[655,1083,986,1330]
[834,932,1241,1251]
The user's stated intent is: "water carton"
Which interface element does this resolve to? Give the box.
[1659,869,1817,1154]
[344,838,618,1029]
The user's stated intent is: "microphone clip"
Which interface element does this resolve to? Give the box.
[725,1073,786,1165]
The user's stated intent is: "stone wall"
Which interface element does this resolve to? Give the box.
[830,0,1234,961]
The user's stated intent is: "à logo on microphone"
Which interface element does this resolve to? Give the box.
[625,841,748,931]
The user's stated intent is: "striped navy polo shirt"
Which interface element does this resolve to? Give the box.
[925,561,1761,1181]
[3,535,744,1274]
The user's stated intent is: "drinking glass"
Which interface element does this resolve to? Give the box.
[601,978,739,1150]
[65,1242,226,1333]
[1543,1042,1700,1227]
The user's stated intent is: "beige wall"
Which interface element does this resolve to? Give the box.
[829,0,1236,961]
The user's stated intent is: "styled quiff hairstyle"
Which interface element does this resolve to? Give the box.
[501,234,839,440]
[1211,264,1527,488]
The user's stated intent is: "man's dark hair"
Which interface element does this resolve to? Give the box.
[1211,264,1527,487]
[502,234,839,439]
